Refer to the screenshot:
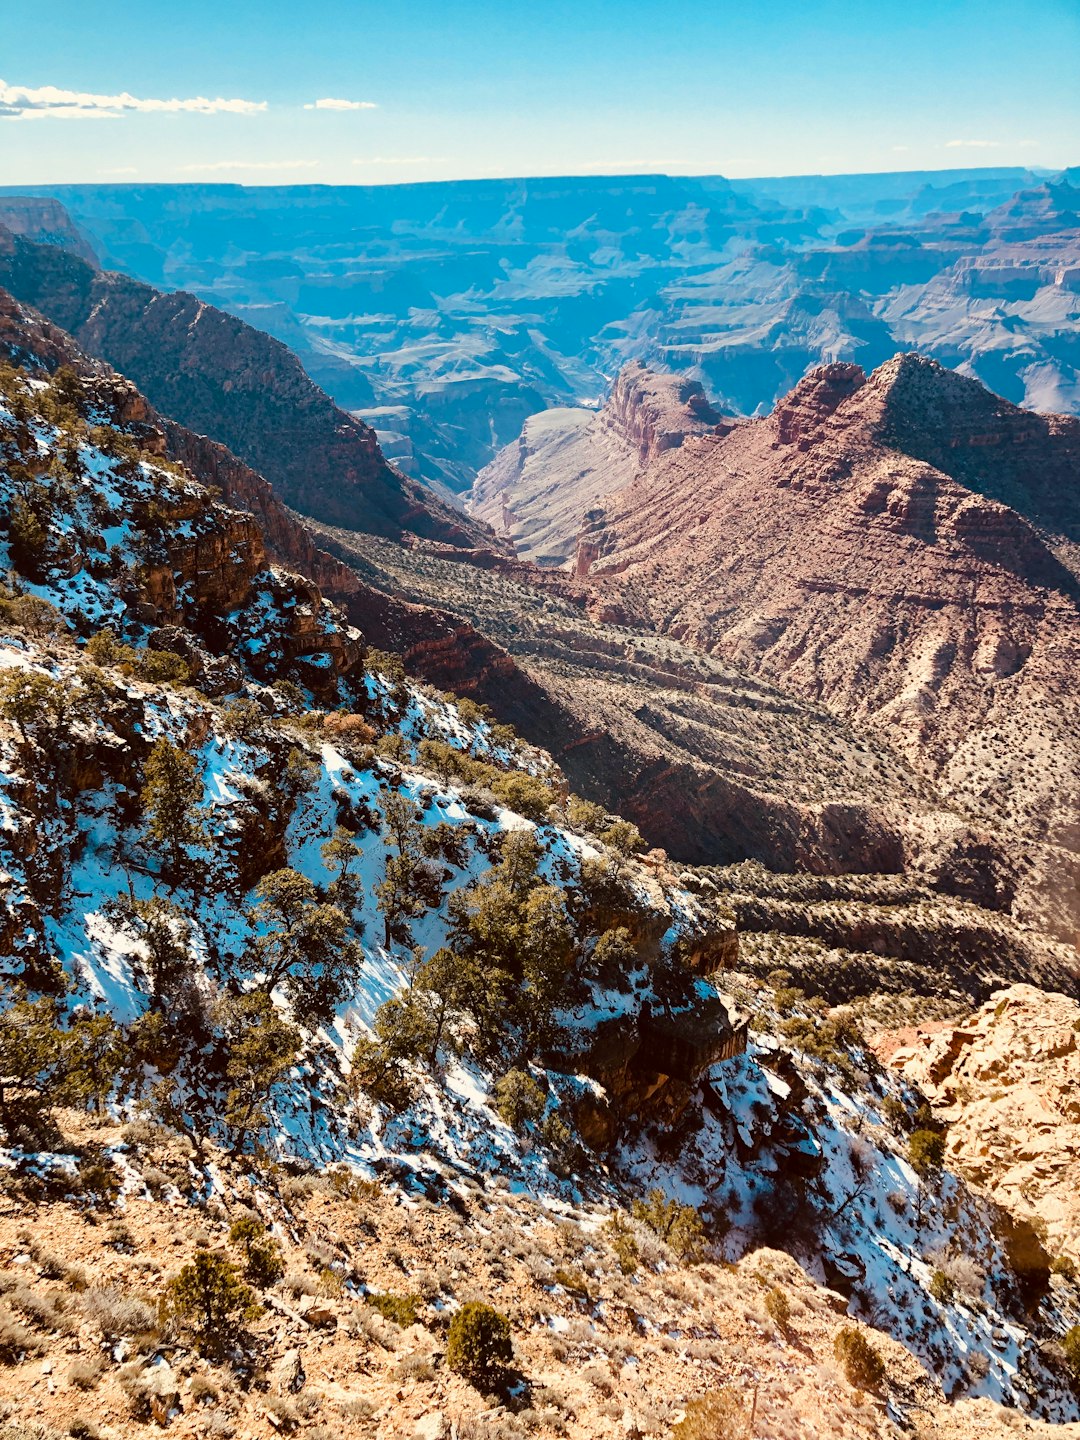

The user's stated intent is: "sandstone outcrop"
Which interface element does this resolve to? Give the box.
[881,984,1080,1267]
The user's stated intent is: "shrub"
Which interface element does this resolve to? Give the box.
[366,1292,421,1328]
[631,1189,706,1263]
[833,1326,885,1389]
[1061,1325,1080,1380]
[604,1214,639,1276]
[81,1287,155,1341]
[67,1420,104,1440]
[908,1128,946,1177]
[764,1285,791,1328]
[446,1302,513,1389]
[489,772,554,823]
[671,1388,749,1439]
[162,1252,259,1357]
[493,1070,546,1133]
[137,649,190,685]
[229,1215,284,1288]
[67,1357,103,1390]
[929,1269,955,1304]
[0,1304,45,1363]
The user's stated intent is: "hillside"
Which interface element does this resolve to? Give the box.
[4,325,1080,1438]
[0,221,494,548]
[524,356,1080,941]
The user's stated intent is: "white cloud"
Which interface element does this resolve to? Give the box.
[178,159,321,173]
[891,145,911,153]
[98,166,139,175]
[0,78,265,121]
[304,97,377,111]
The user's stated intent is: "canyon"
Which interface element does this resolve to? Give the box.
[2,166,1076,490]
[1,180,1079,1438]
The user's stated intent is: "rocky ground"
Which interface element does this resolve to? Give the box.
[2,1111,1078,1440]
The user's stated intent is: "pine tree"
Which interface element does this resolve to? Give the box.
[320,826,365,913]
[214,991,301,1155]
[140,739,206,881]
[63,1012,126,1115]
[244,868,363,1027]
[104,894,190,1009]
[0,671,67,744]
[162,1251,260,1357]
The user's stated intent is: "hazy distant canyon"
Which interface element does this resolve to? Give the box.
[4,165,1079,491]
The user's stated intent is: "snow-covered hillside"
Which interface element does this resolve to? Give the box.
[2,357,1080,1434]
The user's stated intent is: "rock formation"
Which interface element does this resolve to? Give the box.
[881,984,1080,1267]
[571,355,1080,937]
[469,362,728,564]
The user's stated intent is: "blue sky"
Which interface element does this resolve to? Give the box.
[1,0,1077,185]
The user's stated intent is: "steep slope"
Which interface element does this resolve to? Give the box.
[469,363,728,565]
[306,524,951,879]
[0,223,495,547]
[880,984,1080,1268]
[569,357,1080,937]
[0,285,363,603]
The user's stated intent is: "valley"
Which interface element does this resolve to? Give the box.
[0,160,1078,1440]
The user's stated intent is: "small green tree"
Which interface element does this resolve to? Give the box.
[566,795,607,834]
[494,1070,546,1133]
[1062,1324,1080,1381]
[908,1128,946,1177]
[321,826,365,914]
[7,489,51,579]
[214,991,301,1155]
[489,772,553,823]
[602,818,646,866]
[446,1302,513,1389]
[604,1213,640,1276]
[0,989,68,1137]
[632,1189,706,1263]
[162,1251,260,1356]
[591,926,637,984]
[0,671,68,744]
[765,1285,791,1328]
[229,1215,284,1287]
[0,593,62,636]
[104,894,191,1009]
[833,1325,885,1389]
[140,738,206,880]
[63,1012,126,1116]
[244,868,363,1027]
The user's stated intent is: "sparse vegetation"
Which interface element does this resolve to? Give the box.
[446,1302,513,1389]
[834,1326,885,1390]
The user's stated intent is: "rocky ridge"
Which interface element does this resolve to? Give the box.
[881,984,1080,1268]
[568,354,1080,939]
[0,223,496,548]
